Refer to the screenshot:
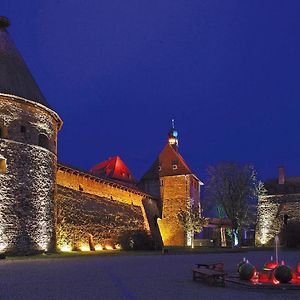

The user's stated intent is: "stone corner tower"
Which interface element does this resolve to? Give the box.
[0,17,62,254]
[139,120,203,246]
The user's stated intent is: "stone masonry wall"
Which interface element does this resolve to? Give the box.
[56,185,145,250]
[158,175,191,246]
[57,166,150,208]
[255,194,300,246]
[0,95,59,154]
[57,166,163,249]
[0,96,59,254]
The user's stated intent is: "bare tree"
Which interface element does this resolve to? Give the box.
[205,162,262,247]
[178,204,209,248]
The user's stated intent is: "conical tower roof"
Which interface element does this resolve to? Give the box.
[0,17,50,108]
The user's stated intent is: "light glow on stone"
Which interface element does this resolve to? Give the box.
[79,244,90,251]
[95,244,103,251]
[60,245,72,252]
[0,242,7,252]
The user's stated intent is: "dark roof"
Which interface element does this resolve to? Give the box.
[90,156,136,184]
[0,17,50,108]
[141,143,194,180]
[265,176,300,195]
[141,158,160,180]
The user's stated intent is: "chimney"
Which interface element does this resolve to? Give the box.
[278,166,285,185]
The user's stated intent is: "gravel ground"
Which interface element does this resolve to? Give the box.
[0,250,299,300]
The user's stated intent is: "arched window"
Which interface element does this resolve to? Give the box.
[38,134,49,149]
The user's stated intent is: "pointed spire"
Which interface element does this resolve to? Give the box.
[168,118,179,149]
[0,16,51,108]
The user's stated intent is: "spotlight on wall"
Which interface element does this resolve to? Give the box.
[79,244,90,251]
[60,245,72,252]
[95,244,103,251]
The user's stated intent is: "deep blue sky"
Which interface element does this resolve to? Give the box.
[3,1,300,181]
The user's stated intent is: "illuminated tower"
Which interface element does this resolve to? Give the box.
[0,17,62,254]
[140,121,203,246]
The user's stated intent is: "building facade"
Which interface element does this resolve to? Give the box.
[256,167,300,246]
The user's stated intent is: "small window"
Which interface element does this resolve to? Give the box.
[0,156,7,173]
[158,166,161,171]
[0,128,2,138]
[38,134,49,149]
[172,164,178,170]
[20,126,26,133]
[160,179,163,186]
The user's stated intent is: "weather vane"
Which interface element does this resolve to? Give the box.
[171,118,175,129]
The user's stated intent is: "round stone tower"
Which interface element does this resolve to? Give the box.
[0,17,62,254]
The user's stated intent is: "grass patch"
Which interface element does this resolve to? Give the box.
[2,246,288,261]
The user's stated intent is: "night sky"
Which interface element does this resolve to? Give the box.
[3,1,300,181]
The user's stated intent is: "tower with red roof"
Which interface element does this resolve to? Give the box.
[91,156,136,185]
[140,121,203,246]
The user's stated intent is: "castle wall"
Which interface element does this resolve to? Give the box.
[56,185,145,250]
[255,194,300,246]
[57,166,149,207]
[0,95,59,254]
[56,165,163,250]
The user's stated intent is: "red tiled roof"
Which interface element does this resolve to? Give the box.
[91,156,136,184]
[141,144,193,180]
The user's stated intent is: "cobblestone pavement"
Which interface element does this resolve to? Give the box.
[0,250,299,300]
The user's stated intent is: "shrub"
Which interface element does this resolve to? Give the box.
[117,230,154,251]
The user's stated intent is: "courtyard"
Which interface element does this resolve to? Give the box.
[0,250,299,299]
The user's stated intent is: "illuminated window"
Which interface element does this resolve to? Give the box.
[38,134,49,148]
[160,179,163,186]
[20,125,26,133]
[172,164,178,170]
[0,156,6,173]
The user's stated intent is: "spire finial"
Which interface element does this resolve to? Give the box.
[168,118,179,149]
[0,17,10,29]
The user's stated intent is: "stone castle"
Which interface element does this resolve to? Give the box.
[0,17,201,254]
